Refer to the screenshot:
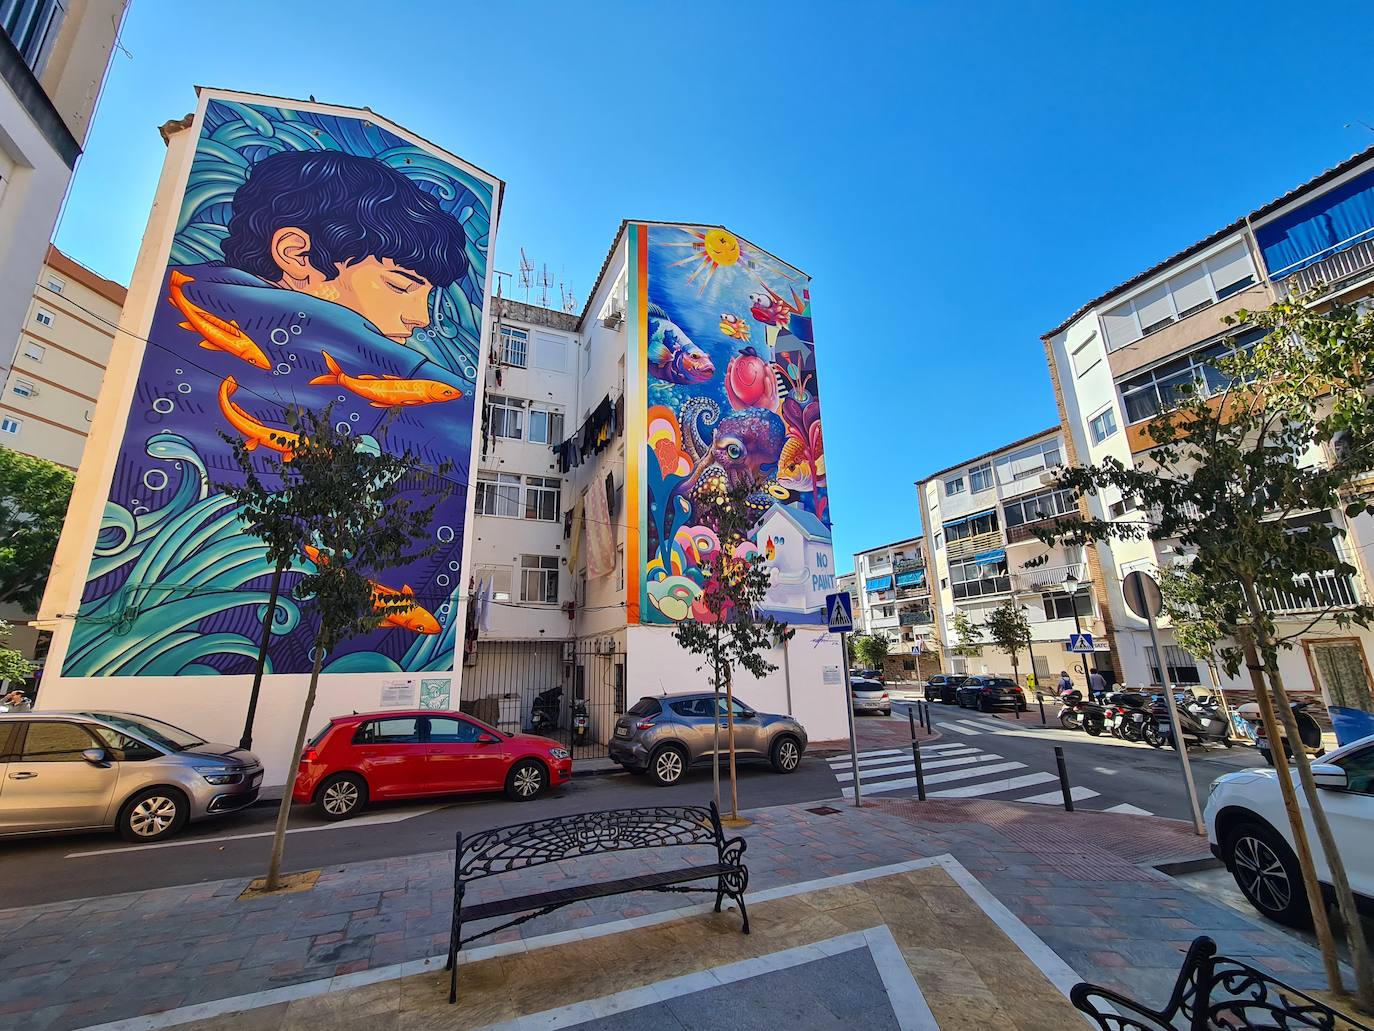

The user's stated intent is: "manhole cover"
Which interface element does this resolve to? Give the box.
[807,805,842,816]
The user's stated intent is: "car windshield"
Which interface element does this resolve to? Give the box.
[80,713,205,752]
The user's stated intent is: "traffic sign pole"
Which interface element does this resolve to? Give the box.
[840,632,861,808]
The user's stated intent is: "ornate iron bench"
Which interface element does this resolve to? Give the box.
[1071,935,1373,1030]
[445,802,749,1004]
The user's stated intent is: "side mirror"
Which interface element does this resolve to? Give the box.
[476,734,500,745]
[1312,763,1348,791]
[740,710,756,720]
[81,747,109,767]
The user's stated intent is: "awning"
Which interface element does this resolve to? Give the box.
[865,575,892,592]
[972,549,1006,567]
[895,569,925,587]
[942,509,997,530]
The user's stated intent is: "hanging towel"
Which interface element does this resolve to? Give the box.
[585,476,615,578]
[569,497,584,571]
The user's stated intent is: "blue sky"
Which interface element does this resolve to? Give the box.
[56,1,1374,572]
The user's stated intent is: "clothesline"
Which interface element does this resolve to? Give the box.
[551,393,624,473]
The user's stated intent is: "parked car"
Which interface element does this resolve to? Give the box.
[608,693,807,786]
[1205,732,1374,927]
[851,678,891,717]
[923,674,968,704]
[294,710,571,819]
[955,676,1027,712]
[0,711,262,842]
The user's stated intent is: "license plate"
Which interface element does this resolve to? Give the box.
[251,771,263,787]
[614,727,630,739]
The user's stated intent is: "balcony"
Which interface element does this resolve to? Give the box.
[1006,515,1079,545]
[1281,237,1374,297]
[896,585,930,601]
[893,556,923,574]
[947,529,1003,562]
[1269,570,1362,615]
[1014,562,1086,592]
[899,608,932,627]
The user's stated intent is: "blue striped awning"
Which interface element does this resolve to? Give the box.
[972,549,1006,566]
[865,575,892,592]
[895,569,925,587]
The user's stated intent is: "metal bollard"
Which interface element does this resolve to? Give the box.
[1054,746,1074,812]
[909,710,927,802]
[1038,693,1047,726]
[921,700,931,732]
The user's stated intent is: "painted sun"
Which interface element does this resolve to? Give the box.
[662,227,746,292]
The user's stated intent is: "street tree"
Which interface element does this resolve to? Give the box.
[1035,293,1374,1007]
[671,485,793,821]
[984,599,1032,689]
[0,620,35,685]
[222,405,449,892]
[1156,564,1237,711]
[851,632,890,672]
[951,610,983,658]
[0,447,74,610]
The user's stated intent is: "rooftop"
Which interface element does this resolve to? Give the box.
[916,425,1060,485]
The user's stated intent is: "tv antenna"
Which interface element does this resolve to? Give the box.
[518,248,535,303]
[538,263,554,309]
[560,281,577,314]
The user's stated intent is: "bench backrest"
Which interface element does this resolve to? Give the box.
[457,804,722,883]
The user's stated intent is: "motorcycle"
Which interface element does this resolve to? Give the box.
[1057,689,1084,731]
[529,686,563,735]
[1058,689,1109,736]
[1144,692,1232,749]
[572,697,589,742]
[1239,699,1324,765]
[1103,692,1148,741]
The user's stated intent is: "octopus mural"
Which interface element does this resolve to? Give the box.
[638,223,833,626]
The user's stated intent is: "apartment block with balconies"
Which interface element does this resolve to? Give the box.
[852,535,939,680]
[919,427,1114,687]
[1041,145,1374,713]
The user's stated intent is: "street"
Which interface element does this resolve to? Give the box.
[0,701,1264,909]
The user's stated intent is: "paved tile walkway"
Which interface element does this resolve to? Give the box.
[0,796,1334,1031]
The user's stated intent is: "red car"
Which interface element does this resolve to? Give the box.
[293,710,572,819]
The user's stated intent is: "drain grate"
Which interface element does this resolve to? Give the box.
[807,805,842,816]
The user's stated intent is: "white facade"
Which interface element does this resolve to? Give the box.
[853,537,933,657]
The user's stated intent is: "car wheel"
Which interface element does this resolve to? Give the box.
[650,745,688,786]
[771,735,802,774]
[316,773,368,820]
[977,697,992,713]
[118,787,188,842]
[1226,821,1311,928]
[506,760,547,801]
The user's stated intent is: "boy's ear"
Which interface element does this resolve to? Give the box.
[271,227,325,286]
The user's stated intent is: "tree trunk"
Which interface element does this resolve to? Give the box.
[711,637,721,815]
[724,663,740,820]
[264,640,324,891]
[1240,577,1371,1006]
[242,557,287,749]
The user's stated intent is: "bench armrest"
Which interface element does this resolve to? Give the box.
[1070,981,1180,1031]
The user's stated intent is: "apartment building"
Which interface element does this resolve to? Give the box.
[1042,144,1374,712]
[852,536,939,679]
[919,427,1114,687]
[836,571,863,634]
[0,1,126,351]
[0,244,124,468]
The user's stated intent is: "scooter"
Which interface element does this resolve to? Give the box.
[1057,689,1084,731]
[572,698,589,742]
[529,686,563,735]
[1144,692,1231,749]
[1103,692,1148,741]
[1239,699,1324,765]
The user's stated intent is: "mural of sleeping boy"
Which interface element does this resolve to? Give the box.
[63,96,500,677]
[637,223,833,626]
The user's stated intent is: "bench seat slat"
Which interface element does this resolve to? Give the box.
[462,863,737,922]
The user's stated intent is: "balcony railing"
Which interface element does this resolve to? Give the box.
[1014,562,1087,592]
[1006,514,1079,545]
[896,586,930,601]
[1269,570,1361,614]
[947,529,1004,562]
[1281,237,1374,296]
[899,608,932,627]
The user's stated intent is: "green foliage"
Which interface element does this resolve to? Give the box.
[1157,563,1234,665]
[951,611,982,657]
[0,447,74,609]
[983,600,1031,663]
[0,620,34,683]
[850,633,891,671]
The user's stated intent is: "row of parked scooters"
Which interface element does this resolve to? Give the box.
[1055,688,1325,763]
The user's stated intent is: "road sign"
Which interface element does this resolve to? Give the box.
[825,592,854,633]
[1123,570,1164,620]
[1067,632,1095,654]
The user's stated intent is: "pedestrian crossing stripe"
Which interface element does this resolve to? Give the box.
[927,771,1058,798]
[833,752,1004,782]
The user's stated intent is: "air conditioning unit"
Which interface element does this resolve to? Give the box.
[602,308,625,329]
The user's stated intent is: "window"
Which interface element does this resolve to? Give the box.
[994,439,1062,486]
[34,309,53,327]
[582,339,593,377]
[933,532,943,551]
[1336,746,1374,795]
[499,326,528,367]
[1070,332,1100,378]
[526,405,565,446]
[1089,407,1118,444]
[1145,645,1201,686]
[616,546,624,591]
[948,556,1010,599]
[19,722,97,761]
[475,472,521,517]
[1102,243,1257,350]
[46,276,64,295]
[969,463,993,493]
[670,698,714,718]
[353,718,421,744]
[11,379,33,398]
[1118,329,1265,424]
[87,726,159,761]
[474,564,512,601]
[1109,496,1141,519]
[425,717,483,744]
[524,475,561,522]
[0,418,20,435]
[944,476,965,496]
[2,0,65,75]
[22,342,44,362]
[520,554,560,604]
[1042,591,1092,621]
[627,697,661,718]
[1003,487,1076,528]
[943,510,999,544]
[532,330,569,372]
[486,394,525,439]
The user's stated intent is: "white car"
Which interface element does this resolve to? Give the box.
[1204,732,1374,927]
[850,678,891,717]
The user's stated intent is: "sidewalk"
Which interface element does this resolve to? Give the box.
[0,792,1331,1031]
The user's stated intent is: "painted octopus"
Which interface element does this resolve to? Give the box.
[672,397,787,538]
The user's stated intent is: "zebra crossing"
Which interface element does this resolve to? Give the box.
[826,742,1147,811]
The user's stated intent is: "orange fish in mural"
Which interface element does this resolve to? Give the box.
[308,350,463,408]
[301,545,441,635]
[218,376,302,460]
[167,270,272,370]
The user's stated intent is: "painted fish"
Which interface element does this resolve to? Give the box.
[218,376,301,460]
[308,351,463,408]
[167,270,271,370]
[301,545,441,635]
[647,302,714,384]
[748,289,794,328]
[719,313,751,342]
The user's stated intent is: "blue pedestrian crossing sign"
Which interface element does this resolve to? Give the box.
[825,592,854,633]
[1068,632,1095,654]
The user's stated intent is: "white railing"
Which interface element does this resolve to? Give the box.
[1279,236,1374,295]
[1269,570,1361,614]
[1013,562,1086,592]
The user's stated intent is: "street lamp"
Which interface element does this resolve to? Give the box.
[1063,568,1099,683]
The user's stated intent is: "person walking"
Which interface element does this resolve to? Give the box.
[1058,670,1072,695]
[1088,668,1107,701]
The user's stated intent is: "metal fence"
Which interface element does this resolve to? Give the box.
[460,638,626,759]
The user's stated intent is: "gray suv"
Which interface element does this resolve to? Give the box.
[0,711,263,841]
[609,692,808,785]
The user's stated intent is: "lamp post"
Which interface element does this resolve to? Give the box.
[1063,567,1097,681]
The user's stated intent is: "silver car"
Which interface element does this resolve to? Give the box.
[608,692,808,786]
[0,711,263,841]
[851,678,891,716]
